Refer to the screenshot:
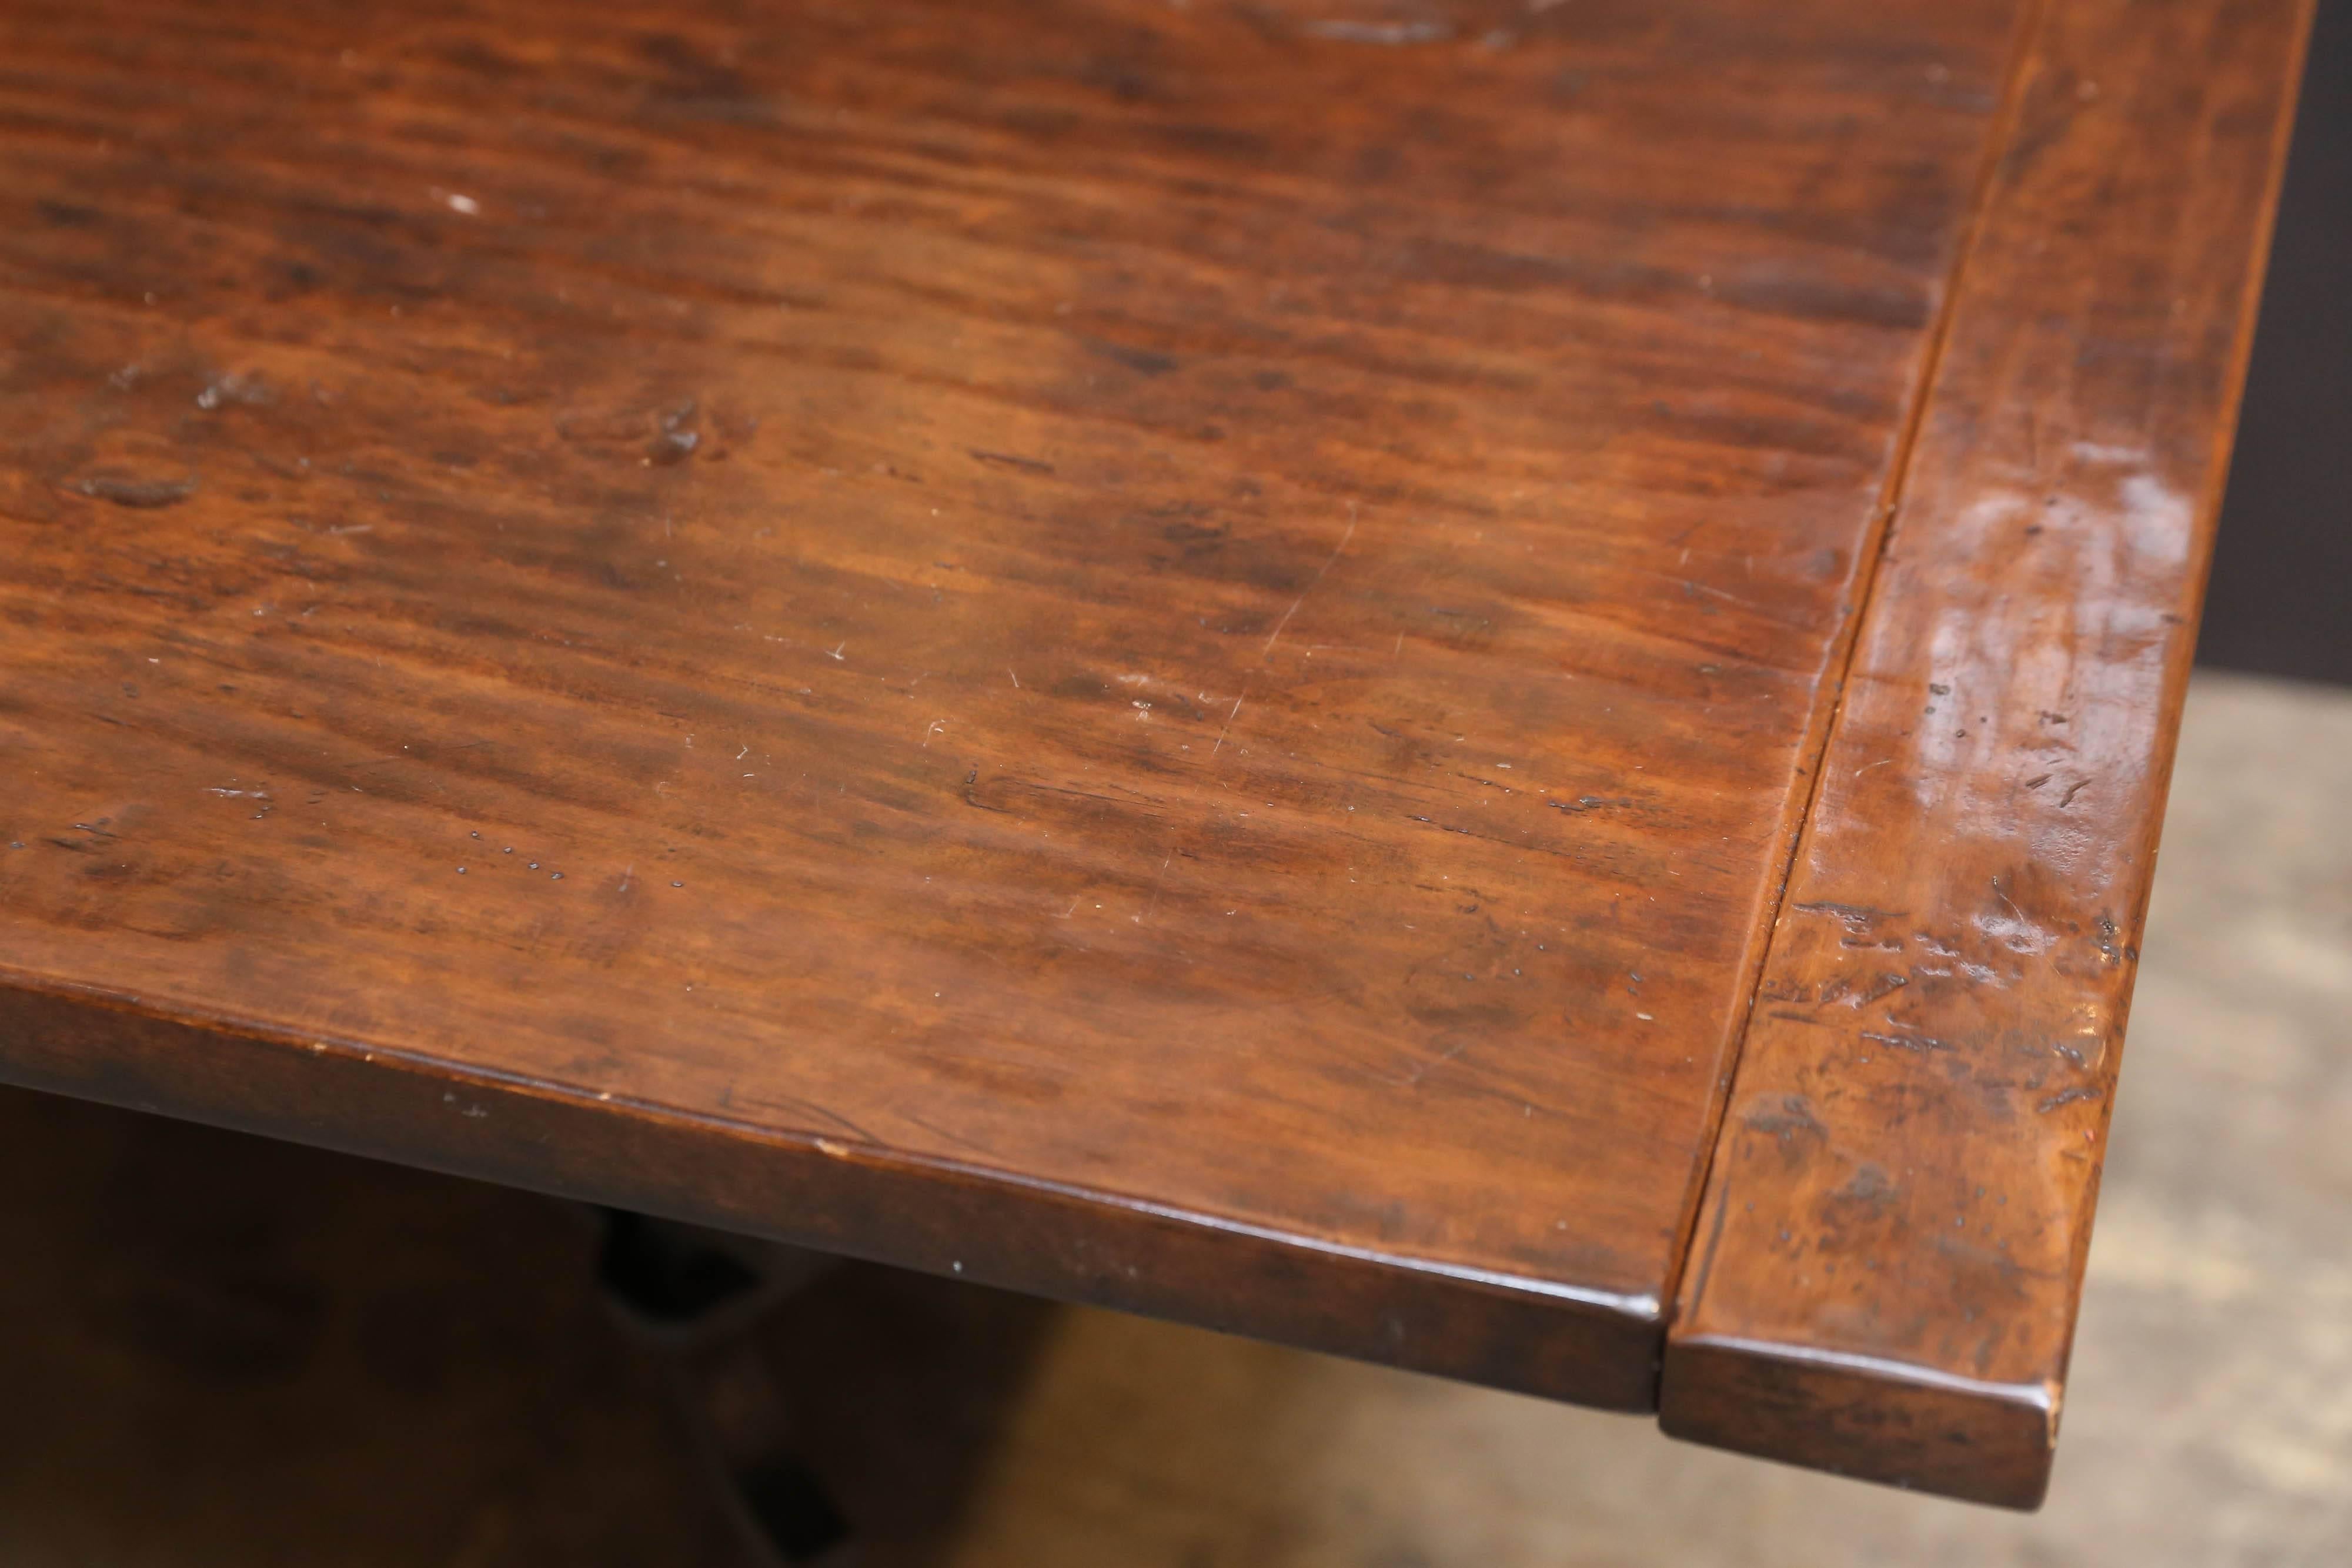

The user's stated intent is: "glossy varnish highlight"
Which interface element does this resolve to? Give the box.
[1662,0,2312,1507]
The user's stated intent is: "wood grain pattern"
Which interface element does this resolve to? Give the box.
[0,0,2301,1499]
[0,0,2023,1412]
[1661,0,2312,1507]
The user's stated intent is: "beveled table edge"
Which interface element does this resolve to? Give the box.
[0,974,1663,1411]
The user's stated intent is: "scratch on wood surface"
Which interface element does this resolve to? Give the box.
[1399,1039,1469,1087]
[1212,690,1246,755]
[1134,855,1172,924]
[1262,504,1356,655]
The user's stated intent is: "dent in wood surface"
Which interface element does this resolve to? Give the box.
[1662,0,2313,1507]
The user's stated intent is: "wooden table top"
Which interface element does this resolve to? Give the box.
[0,0,2307,1508]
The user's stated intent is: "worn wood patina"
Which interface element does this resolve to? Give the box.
[0,0,2308,1504]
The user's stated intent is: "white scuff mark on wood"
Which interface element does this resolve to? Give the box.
[1134,855,1172,925]
[1262,504,1356,654]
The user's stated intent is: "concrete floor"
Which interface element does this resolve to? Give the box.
[1,671,2346,1564]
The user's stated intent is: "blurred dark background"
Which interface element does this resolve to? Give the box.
[2199,0,2351,686]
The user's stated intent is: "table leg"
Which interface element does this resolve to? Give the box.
[592,1210,853,1566]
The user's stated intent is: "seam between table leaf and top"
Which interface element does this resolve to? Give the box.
[1649,0,2321,1421]
[1646,0,2058,1386]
